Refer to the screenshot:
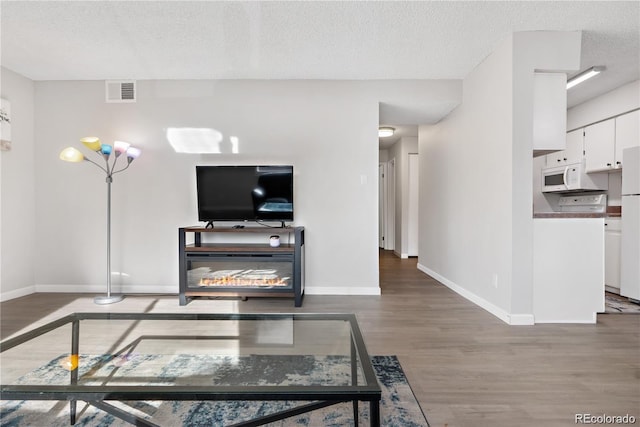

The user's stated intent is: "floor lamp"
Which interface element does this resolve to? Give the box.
[60,137,141,304]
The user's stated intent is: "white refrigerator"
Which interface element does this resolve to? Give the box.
[620,146,640,300]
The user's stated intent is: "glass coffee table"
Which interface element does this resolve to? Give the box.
[0,313,381,426]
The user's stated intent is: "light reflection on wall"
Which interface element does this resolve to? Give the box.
[230,136,239,154]
[167,127,240,154]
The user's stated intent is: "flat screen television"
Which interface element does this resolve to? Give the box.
[196,165,294,225]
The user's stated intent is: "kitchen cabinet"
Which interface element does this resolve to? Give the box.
[614,110,640,166]
[584,111,640,173]
[604,218,622,293]
[533,218,604,323]
[584,119,616,172]
[533,73,567,153]
[546,129,583,167]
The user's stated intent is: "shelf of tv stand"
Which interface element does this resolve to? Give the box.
[185,243,295,253]
[178,226,305,307]
[182,226,296,232]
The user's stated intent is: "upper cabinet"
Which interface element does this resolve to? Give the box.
[533,73,567,154]
[584,119,616,172]
[615,110,640,166]
[584,110,640,172]
[546,129,583,167]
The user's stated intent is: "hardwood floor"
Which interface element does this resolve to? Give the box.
[2,250,639,427]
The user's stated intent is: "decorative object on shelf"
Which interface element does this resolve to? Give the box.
[270,235,280,247]
[59,137,142,304]
[0,98,11,151]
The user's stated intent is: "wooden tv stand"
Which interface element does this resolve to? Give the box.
[178,226,305,306]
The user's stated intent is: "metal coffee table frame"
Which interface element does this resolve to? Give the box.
[0,312,381,427]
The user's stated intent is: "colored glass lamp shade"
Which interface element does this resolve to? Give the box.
[59,147,85,162]
[101,144,113,155]
[81,136,102,151]
[126,147,141,161]
[114,140,131,156]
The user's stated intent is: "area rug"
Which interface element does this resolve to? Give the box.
[1,355,429,427]
[605,292,640,314]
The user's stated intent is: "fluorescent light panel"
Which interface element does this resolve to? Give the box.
[566,66,605,90]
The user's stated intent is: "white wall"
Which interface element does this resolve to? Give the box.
[418,36,516,319]
[532,155,561,213]
[3,78,459,299]
[31,80,381,295]
[0,67,36,300]
[418,31,581,324]
[388,136,418,258]
[568,80,640,130]
[379,149,389,163]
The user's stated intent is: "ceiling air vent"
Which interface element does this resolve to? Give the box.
[105,80,136,103]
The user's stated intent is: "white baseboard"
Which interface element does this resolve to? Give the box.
[605,285,620,295]
[34,284,108,293]
[305,286,381,296]
[0,285,36,302]
[34,284,178,294]
[533,312,598,324]
[393,250,409,259]
[1,284,177,296]
[1,284,381,301]
[508,314,536,325]
[416,263,535,326]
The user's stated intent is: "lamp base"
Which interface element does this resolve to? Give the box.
[94,295,125,305]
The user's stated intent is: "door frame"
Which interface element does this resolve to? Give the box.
[379,159,396,251]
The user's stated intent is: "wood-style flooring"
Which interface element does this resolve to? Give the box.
[1,250,639,427]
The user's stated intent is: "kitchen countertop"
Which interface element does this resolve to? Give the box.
[533,213,621,218]
[533,206,621,219]
[533,212,607,218]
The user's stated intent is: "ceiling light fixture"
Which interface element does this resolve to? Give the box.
[566,66,606,90]
[378,127,395,138]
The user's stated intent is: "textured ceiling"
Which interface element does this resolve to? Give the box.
[2,1,639,132]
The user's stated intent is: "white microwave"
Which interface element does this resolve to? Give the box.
[541,163,608,193]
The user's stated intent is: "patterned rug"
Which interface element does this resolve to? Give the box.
[605,292,640,314]
[1,355,429,427]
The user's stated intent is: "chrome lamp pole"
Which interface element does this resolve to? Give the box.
[59,138,141,304]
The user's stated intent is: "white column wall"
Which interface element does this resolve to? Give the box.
[418,36,515,319]
[418,31,581,324]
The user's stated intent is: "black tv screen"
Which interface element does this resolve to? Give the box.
[196,165,294,223]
